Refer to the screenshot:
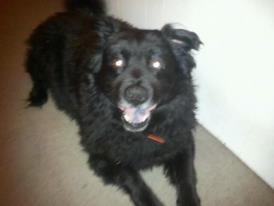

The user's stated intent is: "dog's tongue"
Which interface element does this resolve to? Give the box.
[123,107,151,124]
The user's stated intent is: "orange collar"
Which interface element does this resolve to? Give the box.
[147,134,165,144]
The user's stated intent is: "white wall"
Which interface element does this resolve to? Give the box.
[106,0,274,188]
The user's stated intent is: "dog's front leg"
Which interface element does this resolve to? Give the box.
[164,146,200,206]
[89,155,164,206]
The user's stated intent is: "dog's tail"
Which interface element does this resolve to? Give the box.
[65,0,106,16]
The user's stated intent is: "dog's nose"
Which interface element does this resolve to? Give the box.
[124,85,148,105]
[131,68,142,79]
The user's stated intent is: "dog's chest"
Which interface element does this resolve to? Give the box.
[101,131,185,168]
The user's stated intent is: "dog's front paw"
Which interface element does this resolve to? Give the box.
[177,193,201,206]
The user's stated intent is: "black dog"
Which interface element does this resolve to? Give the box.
[26,0,202,205]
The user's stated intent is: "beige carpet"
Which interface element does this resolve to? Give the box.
[0,0,273,205]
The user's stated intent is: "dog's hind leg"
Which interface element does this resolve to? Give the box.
[25,48,48,107]
[27,82,48,107]
[89,156,164,206]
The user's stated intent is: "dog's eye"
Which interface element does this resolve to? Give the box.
[150,60,163,70]
[112,58,124,68]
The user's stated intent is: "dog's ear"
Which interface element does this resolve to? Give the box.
[161,24,202,77]
[88,53,102,73]
[97,17,133,46]
[161,24,202,51]
[83,18,132,74]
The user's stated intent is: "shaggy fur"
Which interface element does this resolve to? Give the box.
[26,1,202,205]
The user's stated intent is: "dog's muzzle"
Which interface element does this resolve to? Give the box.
[124,85,149,106]
[119,85,156,132]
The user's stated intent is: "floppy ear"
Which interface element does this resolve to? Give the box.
[161,24,202,77]
[85,18,132,73]
[161,24,202,51]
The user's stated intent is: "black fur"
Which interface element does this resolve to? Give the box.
[26,1,202,205]
[65,0,106,15]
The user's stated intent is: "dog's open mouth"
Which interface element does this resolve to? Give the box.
[119,104,156,132]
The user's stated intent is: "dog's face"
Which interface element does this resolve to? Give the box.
[96,25,201,132]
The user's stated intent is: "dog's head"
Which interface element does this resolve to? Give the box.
[95,23,201,132]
